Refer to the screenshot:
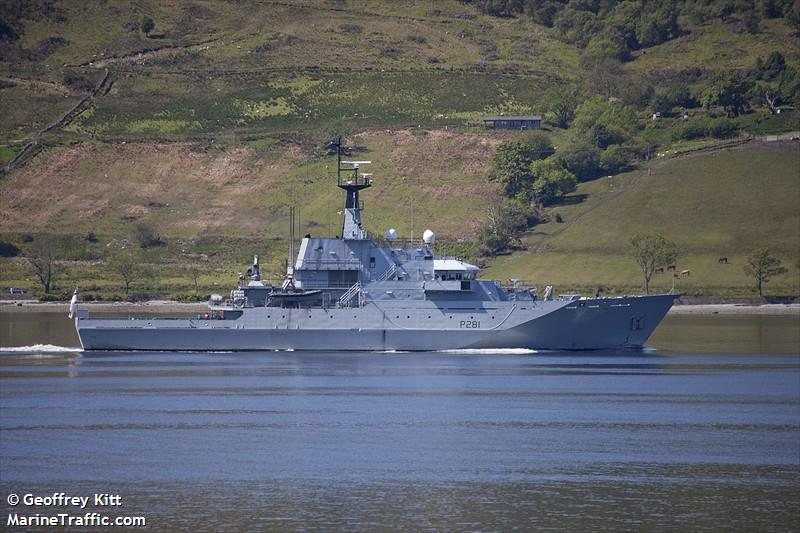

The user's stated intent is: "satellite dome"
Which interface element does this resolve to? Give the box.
[422,229,436,244]
[385,228,398,241]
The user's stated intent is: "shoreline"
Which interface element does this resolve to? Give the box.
[1,300,798,316]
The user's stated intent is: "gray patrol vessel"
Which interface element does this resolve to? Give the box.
[75,139,675,351]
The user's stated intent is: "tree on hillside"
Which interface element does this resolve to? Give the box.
[572,96,637,139]
[545,85,580,128]
[477,197,537,257]
[743,248,787,297]
[630,233,678,295]
[701,73,754,117]
[556,142,601,182]
[524,131,555,158]
[108,249,151,297]
[25,237,62,293]
[529,158,577,207]
[488,138,552,198]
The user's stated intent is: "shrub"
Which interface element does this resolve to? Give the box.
[706,117,738,139]
[671,117,739,141]
[0,240,20,257]
[672,121,707,141]
[133,223,163,248]
[141,16,155,35]
[600,144,636,174]
[556,142,601,182]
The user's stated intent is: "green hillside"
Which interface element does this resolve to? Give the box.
[485,141,800,296]
[0,0,798,300]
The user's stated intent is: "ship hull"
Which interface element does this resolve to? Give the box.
[75,294,675,351]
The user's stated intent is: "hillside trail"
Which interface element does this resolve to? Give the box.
[2,70,113,175]
[524,134,798,253]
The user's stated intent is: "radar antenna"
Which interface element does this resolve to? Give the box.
[330,137,372,240]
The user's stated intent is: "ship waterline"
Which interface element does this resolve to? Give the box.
[76,294,675,351]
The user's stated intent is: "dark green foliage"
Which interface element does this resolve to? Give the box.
[488,136,553,197]
[529,158,577,206]
[671,117,739,140]
[0,18,19,41]
[777,67,800,104]
[141,16,155,35]
[545,84,580,128]
[572,96,638,139]
[0,240,21,257]
[476,197,539,256]
[706,117,739,138]
[599,144,637,174]
[557,142,601,182]
[665,83,698,109]
[466,0,526,17]
[701,73,754,116]
[788,1,800,31]
[473,0,793,62]
[133,222,163,248]
[589,123,623,149]
[651,84,698,115]
[525,0,563,26]
[753,51,787,80]
[523,130,556,158]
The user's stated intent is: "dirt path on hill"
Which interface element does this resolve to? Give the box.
[3,70,113,175]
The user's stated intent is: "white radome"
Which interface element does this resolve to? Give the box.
[385,228,398,241]
[423,229,436,244]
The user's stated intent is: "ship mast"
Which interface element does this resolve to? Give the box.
[333,137,372,240]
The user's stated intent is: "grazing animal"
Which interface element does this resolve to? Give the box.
[680,269,691,277]
[718,257,728,264]
[667,265,676,271]
[655,267,664,273]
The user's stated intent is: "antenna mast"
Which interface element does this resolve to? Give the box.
[288,206,295,276]
[332,136,372,240]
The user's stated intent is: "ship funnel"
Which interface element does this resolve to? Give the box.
[422,229,436,244]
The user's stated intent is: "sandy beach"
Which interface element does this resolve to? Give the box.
[1,300,798,316]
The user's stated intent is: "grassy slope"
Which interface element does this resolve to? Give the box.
[0,1,798,297]
[484,141,800,296]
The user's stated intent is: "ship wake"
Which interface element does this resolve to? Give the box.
[438,348,538,355]
[0,344,83,354]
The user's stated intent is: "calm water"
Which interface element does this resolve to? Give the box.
[1,312,799,531]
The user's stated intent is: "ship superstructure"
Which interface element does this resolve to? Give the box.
[75,139,675,351]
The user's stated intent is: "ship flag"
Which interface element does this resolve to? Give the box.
[68,287,79,319]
